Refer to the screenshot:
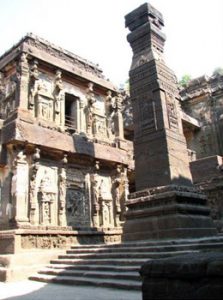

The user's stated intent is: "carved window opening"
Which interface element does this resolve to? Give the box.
[65,93,78,132]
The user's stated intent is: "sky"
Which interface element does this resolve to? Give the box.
[0,0,223,87]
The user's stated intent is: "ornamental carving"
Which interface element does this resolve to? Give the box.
[53,70,63,115]
[38,169,57,225]
[166,93,178,131]
[85,82,96,136]
[29,60,41,110]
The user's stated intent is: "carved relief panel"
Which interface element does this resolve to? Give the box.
[66,168,90,228]
[34,165,58,226]
[0,75,17,119]
[28,65,65,127]
[90,173,114,228]
[165,93,179,132]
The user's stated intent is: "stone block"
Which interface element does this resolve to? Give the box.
[140,252,223,300]
[190,156,223,184]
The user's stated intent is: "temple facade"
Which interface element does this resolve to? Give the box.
[0,34,133,254]
[0,8,223,283]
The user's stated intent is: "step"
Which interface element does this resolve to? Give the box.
[38,268,140,281]
[50,258,148,266]
[29,274,141,290]
[70,237,223,249]
[46,264,140,272]
[68,242,223,254]
[58,250,198,260]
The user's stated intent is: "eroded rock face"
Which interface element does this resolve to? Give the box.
[140,252,223,300]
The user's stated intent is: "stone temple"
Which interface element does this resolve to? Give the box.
[1,2,223,297]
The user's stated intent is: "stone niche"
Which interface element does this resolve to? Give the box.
[35,165,58,226]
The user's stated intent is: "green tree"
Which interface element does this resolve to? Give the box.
[179,74,192,88]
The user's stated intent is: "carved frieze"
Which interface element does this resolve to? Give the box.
[165,93,179,132]
[21,234,69,249]
[26,35,105,79]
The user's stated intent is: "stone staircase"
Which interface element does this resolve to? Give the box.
[29,236,223,290]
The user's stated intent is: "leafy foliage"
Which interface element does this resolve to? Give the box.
[212,67,223,76]
[179,74,192,87]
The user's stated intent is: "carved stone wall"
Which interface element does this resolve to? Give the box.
[180,74,223,159]
[0,33,132,239]
[0,71,17,119]
[66,168,90,228]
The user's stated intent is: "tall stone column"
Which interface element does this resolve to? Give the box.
[122,3,217,241]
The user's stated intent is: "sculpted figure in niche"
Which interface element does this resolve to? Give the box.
[38,171,54,225]
[86,82,96,135]
[54,70,63,114]
[113,177,121,213]
[92,175,100,209]
[58,167,66,226]
[106,90,116,135]
[29,60,41,110]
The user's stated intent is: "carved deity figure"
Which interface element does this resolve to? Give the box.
[29,60,41,110]
[91,175,100,208]
[106,90,116,136]
[29,148,40,225]
[86,82,96,135]
[38,171,54,225]
[54,70,63,114]
[59,167,67,226]
[0,72,5,102]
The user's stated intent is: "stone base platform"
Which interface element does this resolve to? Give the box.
[0,227,122,281]
[140,251,223,299]
[0,249,65,282]
[122,185,217,241]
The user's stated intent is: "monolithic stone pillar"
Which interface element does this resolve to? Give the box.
[122,3,217,241]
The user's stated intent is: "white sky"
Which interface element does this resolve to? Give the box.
[0,0,223,87]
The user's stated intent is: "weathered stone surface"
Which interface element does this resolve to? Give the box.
[125,3,192,191]
[122,3,216,241]
[180,74,223,160]
[140,252,223,299]
[0,31,131,257]
[123,185,216,241]
[190,155,223,232]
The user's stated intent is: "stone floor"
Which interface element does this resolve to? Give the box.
[0,280,141,300]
